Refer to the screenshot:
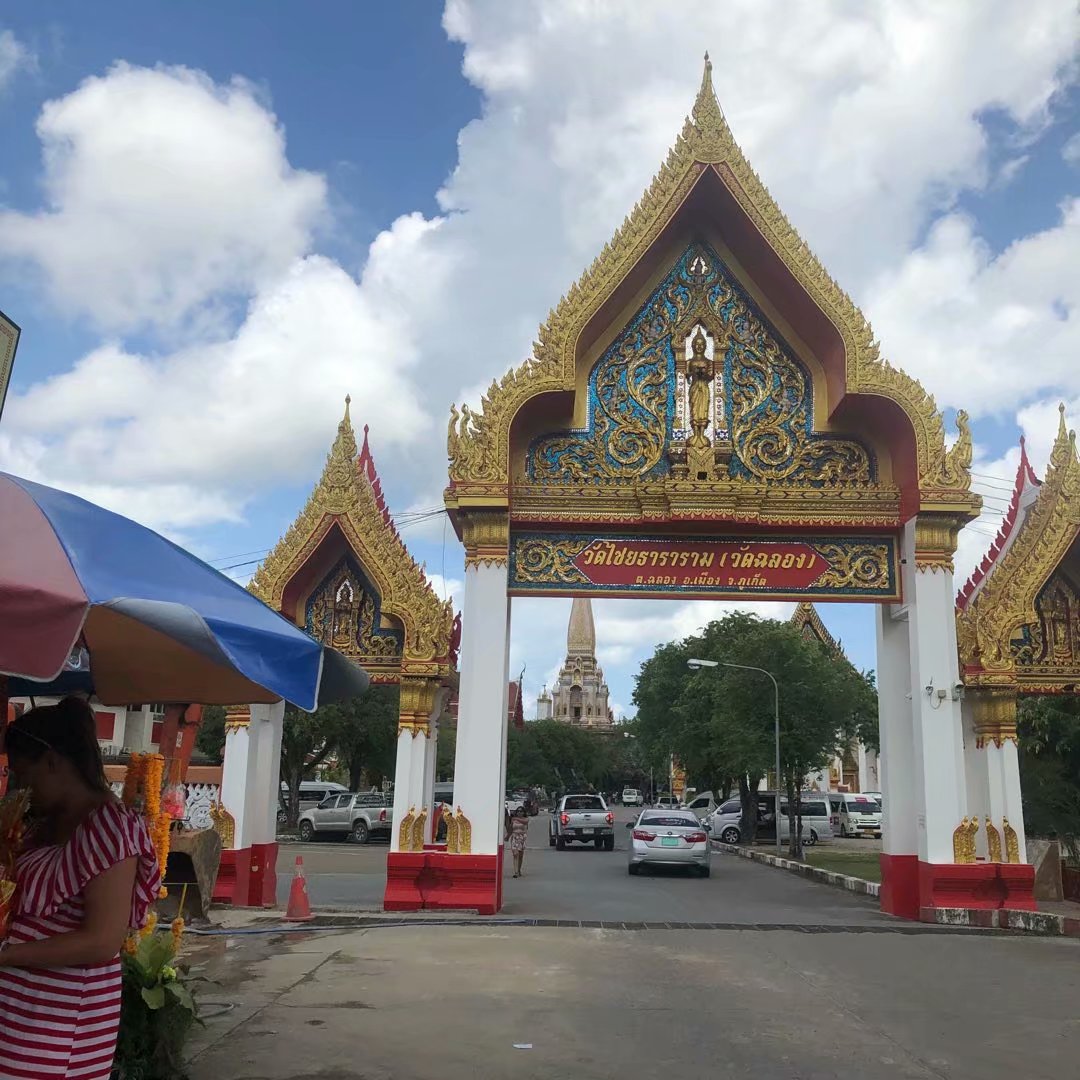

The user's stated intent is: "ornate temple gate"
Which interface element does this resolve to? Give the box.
[214,402,456,908]
[439,57,1038,920]
[956,414,1080,886]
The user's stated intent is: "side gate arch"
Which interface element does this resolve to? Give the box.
[427,57,1037,920]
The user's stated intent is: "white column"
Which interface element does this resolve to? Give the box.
[390,681,444,851]
[453,560,511,855]
[907,518,967,863]
[877,599,916,860]
[219,701,284,850]
[998,738,1027,855]
[961,699,991,858]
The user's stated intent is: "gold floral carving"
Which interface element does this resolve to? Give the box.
[1003,818,1021,864]
[952,817,977,864]
[209,802,236,850]
[251,398,454,672]
[985,817,1002,863]
[224,705,251,732]
[446,55,975,515]
[513,536,591,586]
[914,514,964,573]
[398,807,417,852]
[397,675,438,738]
[442,806,460,854]
[811,543,893,592]
[967,686,1018,749]
[461,510,510,568]
[453,806,472,855]
[411,807,428,852]
[957,407,1080,688]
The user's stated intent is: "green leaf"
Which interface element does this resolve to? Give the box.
[141,985,166,1010]
[165,980,195,1012]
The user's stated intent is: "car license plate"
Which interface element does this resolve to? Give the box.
[661,837,679,847]
[581,828,593,836]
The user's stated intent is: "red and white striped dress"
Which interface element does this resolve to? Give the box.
[0,801,160,1079]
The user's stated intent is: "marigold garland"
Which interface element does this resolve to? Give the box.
[144,754,164,820]
[121,753,145,809]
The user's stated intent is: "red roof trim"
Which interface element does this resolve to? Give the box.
[356,423,396,534]
[957,437,1040,610]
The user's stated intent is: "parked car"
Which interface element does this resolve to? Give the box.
[622,788,644,806]
[830,794,882,838]
[278,780,349,824]
[627,808,710,877]
[297,791,392,844]
[706,792,829,845]
[683,791,718,820]
[655,794,680,809]
[549,794,615,850]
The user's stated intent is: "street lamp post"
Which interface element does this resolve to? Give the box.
[688,657,782,851]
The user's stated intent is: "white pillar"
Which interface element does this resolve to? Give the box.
[390,681,444,851]
[998,738,1027,855]
[453,559,511,855]
[877,599,916,862]
[219,701,285,850]
[907,518,967,863]
[961,699,992,859]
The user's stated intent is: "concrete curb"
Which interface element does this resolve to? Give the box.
[920,906,1080,937]
[713,840,880,898]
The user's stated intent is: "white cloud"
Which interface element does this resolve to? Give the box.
[1064,132,1080,166]
[0,29,34,91]
[0,63,326,332]
[865,202,1080,416]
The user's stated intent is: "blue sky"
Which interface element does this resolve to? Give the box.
[1,2,1078,719]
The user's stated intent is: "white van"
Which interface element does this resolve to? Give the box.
[621,788,644,806]
[684,791,718,820]
[829,793,882,838]
[706,793,830,845]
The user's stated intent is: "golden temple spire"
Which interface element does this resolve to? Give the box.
[331,395,358,465]
[1050,402,1075,469]
[567,597,596,657]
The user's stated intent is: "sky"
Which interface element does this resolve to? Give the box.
[1,1,1078,721]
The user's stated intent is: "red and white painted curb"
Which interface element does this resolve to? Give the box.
[714,840,1080,937]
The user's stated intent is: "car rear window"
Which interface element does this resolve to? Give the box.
[564,796,605,810]
[641,813,698,827]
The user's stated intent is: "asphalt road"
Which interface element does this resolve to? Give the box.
[281,805,891,926]
[188,918,1080,1080]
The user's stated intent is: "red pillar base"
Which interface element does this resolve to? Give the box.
[996,862,1037,911]
[880,853,919,920]
[382,848,504,915]
[210,843,279,907]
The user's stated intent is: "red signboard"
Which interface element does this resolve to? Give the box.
[571,539,827,591]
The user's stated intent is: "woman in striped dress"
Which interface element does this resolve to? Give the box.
[0,697,160,1079]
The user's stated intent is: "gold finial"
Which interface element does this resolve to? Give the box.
[688,47,731,163]
[343,394,352,422]
[1050,402,1076,469]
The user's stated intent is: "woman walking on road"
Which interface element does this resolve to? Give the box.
[508,806,529,877]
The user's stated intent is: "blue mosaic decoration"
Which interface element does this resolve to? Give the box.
[304,554,403,662]
[528,242,874,486]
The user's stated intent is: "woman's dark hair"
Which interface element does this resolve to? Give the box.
[5,696,111,794]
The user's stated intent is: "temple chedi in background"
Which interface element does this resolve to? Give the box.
[536,599,614,728]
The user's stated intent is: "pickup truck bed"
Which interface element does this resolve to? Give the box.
[550,796,615,850]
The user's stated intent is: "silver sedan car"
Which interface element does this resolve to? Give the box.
[627,809,711,877]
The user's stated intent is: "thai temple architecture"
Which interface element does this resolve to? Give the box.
[439,52,1034,921]
[955,412,1080,870]
[790,602,880,793]
[233,399,457,908]
[536,598,614,727]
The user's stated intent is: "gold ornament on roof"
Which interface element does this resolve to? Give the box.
[251,398,454,672]
[446,54,974,514]
[957,405,1080,690]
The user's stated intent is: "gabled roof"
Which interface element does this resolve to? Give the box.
[446,55,977,523]
[250,398,455,671]
[957,437,1041,611]
[957,405,1080,678]
[789,602,843,658]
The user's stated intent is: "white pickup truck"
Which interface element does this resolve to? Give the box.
[298,791,391,844]
[549,794,615,851]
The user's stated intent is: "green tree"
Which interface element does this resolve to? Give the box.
[195,705,226,762]
[634,612,877,858]
[279,705,348,828]
[328,685,399,791]
[1018,694,1080,862]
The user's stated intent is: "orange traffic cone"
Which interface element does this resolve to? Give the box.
[285,855,312,922]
